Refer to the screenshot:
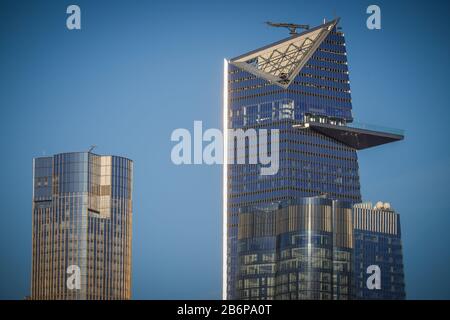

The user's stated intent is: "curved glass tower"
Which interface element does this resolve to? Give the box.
[31,151,133,300]
[236,198,352,300]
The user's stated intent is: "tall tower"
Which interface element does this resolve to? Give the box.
[223,19,404,299]
[31,151,133,300]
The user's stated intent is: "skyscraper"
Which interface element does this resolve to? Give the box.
[353,202,406,299]
[31,151,133,300]
[223,18,404,299]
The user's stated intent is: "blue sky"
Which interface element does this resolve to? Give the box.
[0,0,449,299]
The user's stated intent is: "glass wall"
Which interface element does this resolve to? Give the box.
[353,204,406,299]
[31,152,133,300]
[236,198,353,300]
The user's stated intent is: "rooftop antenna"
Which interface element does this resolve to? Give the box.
[265,21,310,35]
[88,145,97,153]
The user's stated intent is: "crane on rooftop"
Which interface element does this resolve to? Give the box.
[265,21,310,35]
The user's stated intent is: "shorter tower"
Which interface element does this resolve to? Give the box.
[31,151,133,300]
[353,202,406,299]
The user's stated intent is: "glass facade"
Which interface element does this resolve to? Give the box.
[236,197,352,300]
[223,19,405,299]
[353,203,406,299]
[31,152,133,300]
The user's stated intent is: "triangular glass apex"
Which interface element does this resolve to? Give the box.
[229,19,339,89]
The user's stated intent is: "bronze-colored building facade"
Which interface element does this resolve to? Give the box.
[31,152,133,299]
[236,197,353,299]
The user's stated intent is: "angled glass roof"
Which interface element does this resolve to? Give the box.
[230,19,339,89]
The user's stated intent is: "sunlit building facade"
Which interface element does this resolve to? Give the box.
[223,18,405,299]
[31,152,133,300]
[236,197,353,300]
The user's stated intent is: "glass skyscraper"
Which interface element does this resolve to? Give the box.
[223,18,405,299]
[31,151,133,300]
[353,202,406,299]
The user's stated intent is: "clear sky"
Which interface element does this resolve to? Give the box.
[0,0,449,299]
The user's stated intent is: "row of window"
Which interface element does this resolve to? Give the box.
[228,186,361,203]
[292,81,350,94]
[310,54,348,66]
[317,47,346,56]
[229,77,351,95]
[230,88,352,103]
[299,72,349,84]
